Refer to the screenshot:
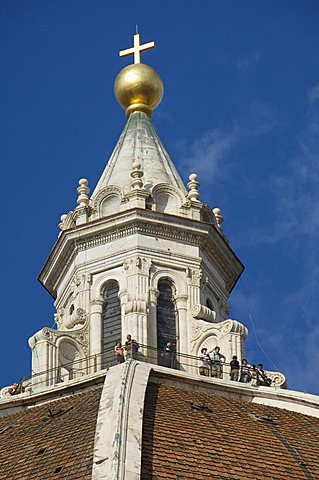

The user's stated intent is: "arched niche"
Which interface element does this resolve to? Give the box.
[101,280,121,368]
[156,192,178,214]
[58,340,85,382]
[152,184,184,216]
[100,194,121,217]
[156,279,177,364]
[91,186,122,220]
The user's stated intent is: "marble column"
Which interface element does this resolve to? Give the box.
[90,297,104,372]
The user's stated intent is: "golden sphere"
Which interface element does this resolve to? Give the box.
[114,63,164,118]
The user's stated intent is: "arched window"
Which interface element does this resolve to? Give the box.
[102,281,121,367]
[156,280,176,363]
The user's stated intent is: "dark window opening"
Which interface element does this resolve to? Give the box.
[102,281,121,368]
[54,466,63,474]
[157,281,176,366]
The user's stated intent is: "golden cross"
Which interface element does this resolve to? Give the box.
[119,33,156,64]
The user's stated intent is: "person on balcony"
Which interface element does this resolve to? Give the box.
[124,334,139,360]
[230,355,240,381]
[209,346,225,379]
[239,358,251,383]
[8,383,20,395]
[256,363,271,386]
[114,342,125,364]
[162,340,175,368]
[198,347,210,376]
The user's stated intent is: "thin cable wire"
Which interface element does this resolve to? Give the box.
[239,277,280,372]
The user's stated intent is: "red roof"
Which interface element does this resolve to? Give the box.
[0,386,102,479]
[142,382,319,479]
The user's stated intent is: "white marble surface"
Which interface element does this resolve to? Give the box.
[92,360,152,480]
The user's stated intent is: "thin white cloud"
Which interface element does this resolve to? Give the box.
[177,102,277,183]
[237,52,261,72]
[308,82,319,104]
[237,83,319,246]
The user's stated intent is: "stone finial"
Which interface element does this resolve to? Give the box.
[77,178,90,207]
[187,173,200,202]
[130,161,144,190]
[213,207,224,227]
[58,214,67,231]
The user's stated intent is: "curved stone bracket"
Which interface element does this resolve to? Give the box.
[192,303,216,322]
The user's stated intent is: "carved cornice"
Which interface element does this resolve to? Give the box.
[39,208,244,298]
[29,325,89,355]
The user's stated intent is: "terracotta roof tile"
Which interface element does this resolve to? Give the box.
[0,386,102,480]
[141,382,319,480]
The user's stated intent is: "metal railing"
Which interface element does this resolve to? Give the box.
[0,344,286,398]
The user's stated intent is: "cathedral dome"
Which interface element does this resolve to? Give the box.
[114,63,163,118]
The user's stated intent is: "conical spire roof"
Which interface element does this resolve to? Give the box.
[91,111,187,198]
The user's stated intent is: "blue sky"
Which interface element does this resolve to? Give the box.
[1,1,319,394]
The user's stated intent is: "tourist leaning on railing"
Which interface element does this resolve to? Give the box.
[124,334,139,360]
[198,348,210,377]
[239,359,252,383]
[114,341,125,364]
[209,346,226,379]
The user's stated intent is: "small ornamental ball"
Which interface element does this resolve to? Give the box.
[132,161,141,170]
[79,178,88,186]
[213,208,221,216]
[189,173,198,181]
[60,214,67,222]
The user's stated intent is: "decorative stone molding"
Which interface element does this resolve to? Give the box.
[190,323,203,346]
[42,328,57,345]
[219,319,248,338]
[190,318,248,361]
[54,307,64,328]
[174,294,188,307]
[64,307,87,329]
[186,268,202,286]
[58,211,76,231]
[70,273,92,295]
[152,183,185,202]
[73,331,89,355]
[123,256,152,275]
[192,303,216,322]
[41,209,243,299]
[91,186,123,220]
[151,268,186,296]
[152,183,186,215]
[92,186,123,211]
[124,299,147,314]
[90,296,104,307]
[149,287,159,303]
[267,371,287,389]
